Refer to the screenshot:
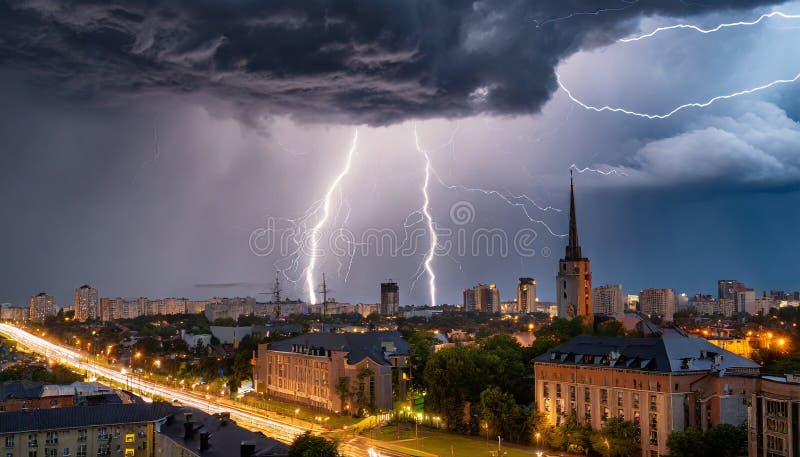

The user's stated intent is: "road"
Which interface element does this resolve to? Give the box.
[0,323,404,457]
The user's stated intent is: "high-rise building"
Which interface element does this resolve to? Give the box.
[517,277,537,314]
[626,295,639,312]
[380,281,399,315]
[639,288,676,322]
[473,284,500,313]
[718,280,740,300]
[463,288,476,312]
[737,289,757,315]
[74,284,99,322]
[29,292,55,323]
[556,172,592,323]
[592,284,624,315]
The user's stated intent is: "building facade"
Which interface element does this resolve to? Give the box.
[380,281,399,316]
[592,284,624,315]
[0,403,173,457]
[557,173,592,324]
[517,278,537,314]
[534,335,760,457]
[253,332,408,413]
[29,293,55,323]
[749,374,800,457]
[0,305,29,321]
[74,284,99,322]
[639,288,675,322]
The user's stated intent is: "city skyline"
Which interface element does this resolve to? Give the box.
[2,1,800,308]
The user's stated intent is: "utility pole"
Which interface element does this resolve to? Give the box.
[272,271,282,304]
[317,273,331,329]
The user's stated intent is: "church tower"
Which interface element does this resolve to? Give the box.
[556,171,593,324]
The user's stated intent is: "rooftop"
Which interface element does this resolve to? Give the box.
[159,407,288,457]
[535,334,760,373]
[0,402,175,434]
[267,331,408,366]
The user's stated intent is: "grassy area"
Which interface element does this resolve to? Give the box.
[367,424,541,457]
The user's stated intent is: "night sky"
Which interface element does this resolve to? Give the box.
[1,0,799,307]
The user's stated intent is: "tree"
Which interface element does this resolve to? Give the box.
[666,427,704,457]
[289,432,340,457]
[479,386,528,443]
[424,346,477,431]
[406,331,437,389]
[355,366,375,415]
[335,377,351,414]
[590,418,640,457]
[596,320,626,337]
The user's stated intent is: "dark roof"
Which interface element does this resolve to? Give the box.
[535,335,760,373]
[1,380,45,399]
[0,402,176,433]
[159,407,288,457]
[268,331,408,366]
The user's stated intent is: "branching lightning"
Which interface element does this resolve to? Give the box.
[620,10,800,42]
[413,124,438,307]
[531,0,640,28]
[570,163,628,176]
[304,129,359,304]
[557,71,800,119]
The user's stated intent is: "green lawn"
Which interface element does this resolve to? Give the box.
[366,424,544,457]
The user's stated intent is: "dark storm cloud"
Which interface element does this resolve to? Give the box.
[0,0,785,124]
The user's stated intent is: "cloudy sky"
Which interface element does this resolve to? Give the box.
[1,0,799,307]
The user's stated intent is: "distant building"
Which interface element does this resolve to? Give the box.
[592,284,624,315]
[738,289,757,315]
[534,334,760,457]
[718,280,741,301]
[639,288,675,322]
[475,284,500,313]
[517,277,537,314]
[463,288,476,312]
[626,295,639,312]
[0,305,28,321]
[74,284,99,322]
[675,293,690,312]
[556,173,592,323]
[380,281,399,316]
[253,332,409,413]
[29,292,55,323]
[706,336,755,359]
[692,297,735,317]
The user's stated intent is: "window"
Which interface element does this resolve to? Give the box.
[45,449,56,457]
[766,400,788,417]
[617,391,624,407]
[124,435,134,444]
[77,445,86,457]
[97,428,108,440]
[569,386,576,401]
[28,451,37,457]
[649,395,658,412]
[45,432,58,445]
[584,388,590,403]
[5,437,13,448]
[767,434,784,453]
[618,409,624,419]
[77,431,86,443]
[543,383,549,398]
[124,449,134,457]
[63,448,70,457]
[600,389,608,404]
[28,434,38,447]
[584,404,591,421]
[633,393,640,408]
[556,384,562,399]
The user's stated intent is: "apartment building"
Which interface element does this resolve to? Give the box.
[253,332,408,413]
[534,334,760,457]
[749,374,800,457]
[0,403,173,457]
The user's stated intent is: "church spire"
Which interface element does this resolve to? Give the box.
[566,169,582,260]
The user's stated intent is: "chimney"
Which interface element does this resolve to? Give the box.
[184,422,195,440]
[199,432,210,451]
[240,441,256,457]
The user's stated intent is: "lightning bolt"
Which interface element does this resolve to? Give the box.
[304,129,359,304]
[557,71,800,119]
[413,124,438,307]
[531,0,640,28]
[620,10,800,42]
[569,163,628,176]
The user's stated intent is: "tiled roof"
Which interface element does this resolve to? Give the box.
[268,331,408,366]
[0,402,176,433]
[0,380,45,399]
[535,334,760,373]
